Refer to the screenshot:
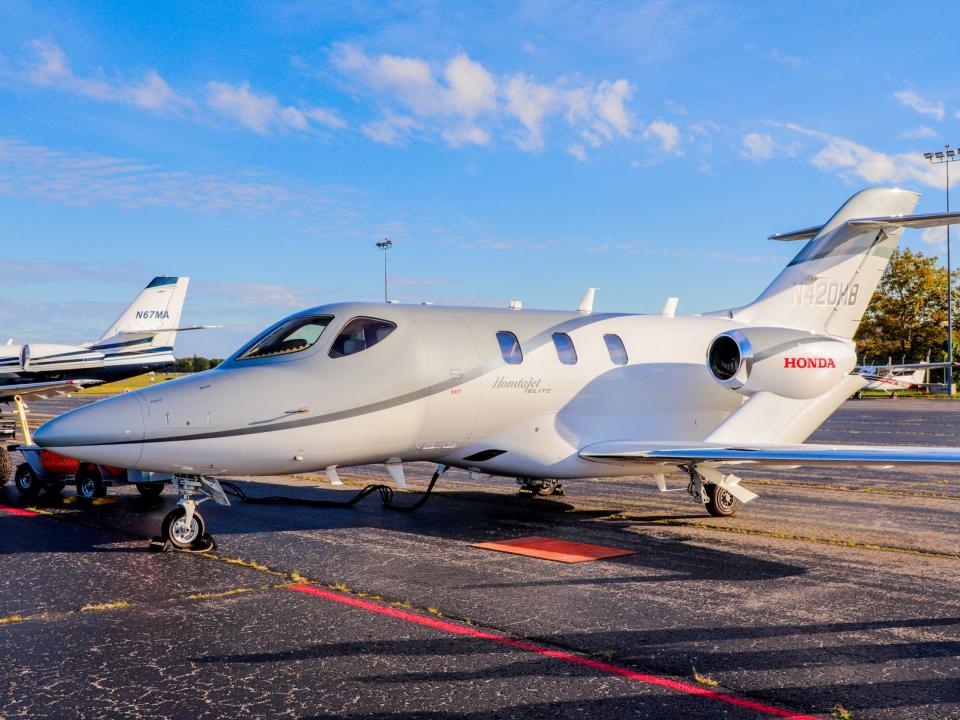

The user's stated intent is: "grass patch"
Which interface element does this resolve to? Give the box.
[81,600,129,612]
[831,703,852,719]
[78,373,186,395]
[185,588,252,601]
[692,667,720,687]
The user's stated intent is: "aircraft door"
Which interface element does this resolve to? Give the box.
[416,315,482,451]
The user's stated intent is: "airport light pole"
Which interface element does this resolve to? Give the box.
[376,239,393,303]
[924,146,958,395]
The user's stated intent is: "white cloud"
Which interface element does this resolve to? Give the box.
[921,226,947,248]
[207,81,278,134]
[0,137,347,216]
[771,49,806,68]
[643,120,680,153]
[504,74,556,150]
[901,125,937,140]
[334,43,634,154]
[894,89,944,121]
[444,54,497,117]
[741,132,775,160]
[361,113,419,146]
[206,80,346,135]
[567,144,587,161]
[23,40,193,113]
[782,123,944,188]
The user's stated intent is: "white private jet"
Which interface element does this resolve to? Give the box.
[32,188,960,549]
[1,277,212,469]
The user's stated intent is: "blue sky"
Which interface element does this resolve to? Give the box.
[1,1,959,357]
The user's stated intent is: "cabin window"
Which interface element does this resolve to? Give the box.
[604,333,628,365]
[496,331,523,365]
[552,332,578,365]
[237,315,334,360]
[329,317,397,358]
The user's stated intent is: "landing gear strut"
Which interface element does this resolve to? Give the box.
[517,477,564,497]
[683,464,757,518]
[156,475,230,551]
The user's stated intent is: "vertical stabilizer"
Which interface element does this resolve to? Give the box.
[731,188,920,338]
[94,277,190,351]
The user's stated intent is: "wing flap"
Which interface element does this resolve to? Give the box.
[0,379,101,402]
[580,440,960,468]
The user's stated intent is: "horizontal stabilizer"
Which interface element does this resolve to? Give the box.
[769,224,824,241]
[847,210,960,231]
[770,211,960,241]
[118,325,220,336]
[581,440,960,468]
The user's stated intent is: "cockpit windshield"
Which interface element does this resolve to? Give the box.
[236,315,333,360]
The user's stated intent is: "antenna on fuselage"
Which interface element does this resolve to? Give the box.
[577,288,597,314]
[661,297,679,317]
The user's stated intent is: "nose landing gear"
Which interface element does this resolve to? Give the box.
[155,475,230,551]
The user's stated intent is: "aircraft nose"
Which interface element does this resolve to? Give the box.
[34,393,146,467]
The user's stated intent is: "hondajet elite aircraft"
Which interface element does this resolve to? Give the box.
[33,188,960,549]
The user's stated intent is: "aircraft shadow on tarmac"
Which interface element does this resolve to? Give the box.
[194,624,960,715]
[1,482,805,584]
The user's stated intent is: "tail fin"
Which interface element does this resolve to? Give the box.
[730,188,927,338]
[94,276,190,351]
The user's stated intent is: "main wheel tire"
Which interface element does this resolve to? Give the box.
[704,484,741,517]
[891,391,899,399]
[161,507,205,550]
[14,464,40,499]
[136,482,164,498]
[538,478,559,496]
[76,467,106,499]
[0,447,11,486]
[855,391,864,400]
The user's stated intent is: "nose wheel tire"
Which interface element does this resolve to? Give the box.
[76,468,106,499]
[162,507,206,550]
[136,482,165,498]
[14,464,40,499]
[704,484,741,517]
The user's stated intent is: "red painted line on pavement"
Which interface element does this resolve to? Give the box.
[288,584,820,719]
[0,504,39,517]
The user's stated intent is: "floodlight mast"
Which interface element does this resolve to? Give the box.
[376,239,393,303]
[925,145,958,395]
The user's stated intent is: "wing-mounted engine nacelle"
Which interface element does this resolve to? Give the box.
[706,327,856,400]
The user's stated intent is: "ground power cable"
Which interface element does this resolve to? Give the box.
[218,464,445,514]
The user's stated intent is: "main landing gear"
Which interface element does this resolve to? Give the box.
[156,475,231,551]
[683,464,758,518]
[517,477,564,497]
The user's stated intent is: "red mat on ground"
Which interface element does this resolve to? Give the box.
[471,535,636,563]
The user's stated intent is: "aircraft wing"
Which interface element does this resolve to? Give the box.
[580,440,960,468]
[855,361,954,371]
[0,379,101,402]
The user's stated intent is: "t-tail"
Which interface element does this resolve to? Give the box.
[93,276,191,356]
[728,187,960,338]
[703,188,960,446]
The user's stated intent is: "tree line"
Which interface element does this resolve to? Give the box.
[855,247,959,365]
[169,356,223,373]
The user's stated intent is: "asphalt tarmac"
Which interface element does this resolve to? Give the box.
[1,397,958,719]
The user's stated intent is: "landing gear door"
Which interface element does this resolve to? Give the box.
[416,315,482,451]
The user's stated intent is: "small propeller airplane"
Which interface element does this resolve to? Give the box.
[853,360,953,398]
[31,188,960,549]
